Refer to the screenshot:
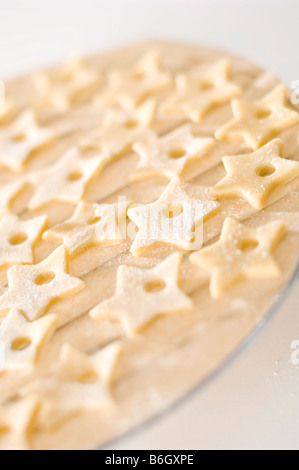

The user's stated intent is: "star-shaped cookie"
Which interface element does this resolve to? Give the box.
[98,51,172,110]
[0,214,48,268]
[216,85,299,149]
[0,308,58,373]
[81,100,156,157]
[0,397,41,450]
[0,246,84,321]
[43,200,130,257]
[21,342,122,427]
[58,341,122,387]
[213,139,299,209]
[191,217,286,298]
[132,125,215,180]
[29,147,106,209]
[0,110,55,172]
[34,56,100,114]
[161,59,240,122]
[90,253,193,336]
[128,179,220,255]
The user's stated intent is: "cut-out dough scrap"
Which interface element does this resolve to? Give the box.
[34,56,100,113]
[0,397,41,450]
[161,59,240,122]
[0,110,55,172]
[0,308,58,373]
[90,253,193,336]
[191,217,286,298]
[21,342,122,428]
[29,147,106,209]
[216,85,299,150]
[82,100,156,157]
[0,214,48,268]
[98,51,172,110]
[132,125,215,180]
[213,139,299,209]
[43,200,130,257]
[128,178,220,255]
[0,179,28,217]
[0,246,84,321]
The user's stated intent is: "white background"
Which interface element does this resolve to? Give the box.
[1,0,299,450]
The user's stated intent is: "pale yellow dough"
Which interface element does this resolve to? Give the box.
[0,41,299,450]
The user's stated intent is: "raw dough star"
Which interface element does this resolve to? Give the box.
[191,217,286,298]
[0,246,84,321]
[29,147,106,209]
[132,125,215,180]
[90,253,193,336]
[34,56,100,114]
[0,397,41,450]
[216,85,299,150]
[213,139,299,209]
[0,214,48,268]
[0,179,28,217]
[0,110,55,172]
[0,309,58,373]
[21,342,122,428]
[161,59,240,122]
[58,341,122,387]
[128,178,220,254]
[82,100,156,156]
[43,200,130,257]
[98,51,172,110]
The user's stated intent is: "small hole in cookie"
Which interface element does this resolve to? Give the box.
[256,164,276,178]
[200,81,213,91]
[238,239,259,252]
[169,148,186,159]
[88,216,102,225]
[68,170,83,182]
[256,109,272,120]
[12,132,27,142]
[163,205,184,219]
[79,371,98,384]
[144,280,166,293]
[124,119,138,129]
[0,425,10,435]
[35,272,56,286]
[133,71,145,81]
[9,233,28,246]
[11,337,32,351]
